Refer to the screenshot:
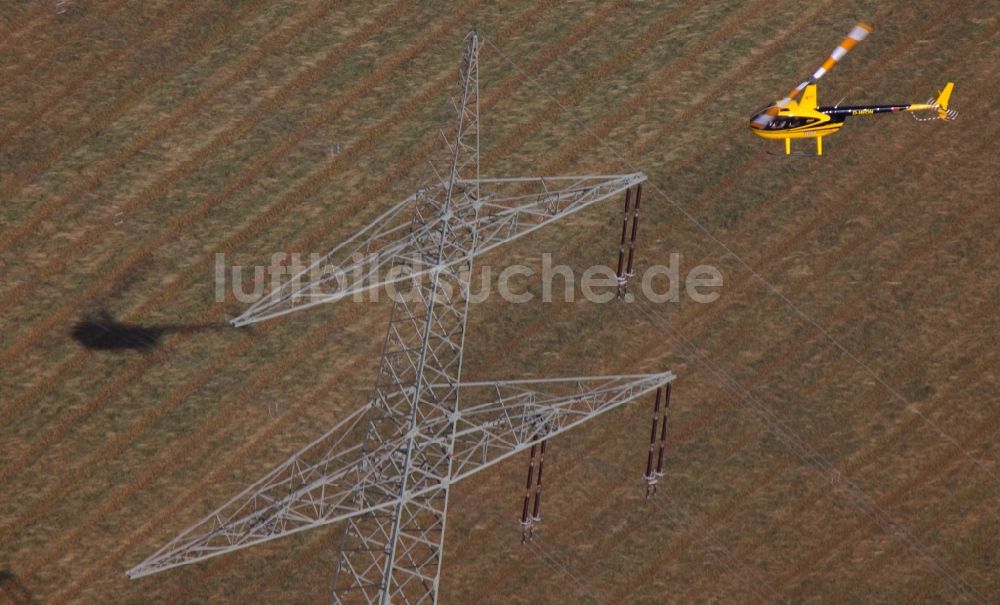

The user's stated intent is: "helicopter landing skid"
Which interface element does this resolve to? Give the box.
[765,150,820,158]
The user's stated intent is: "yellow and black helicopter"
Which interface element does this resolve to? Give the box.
[750,23,956,155]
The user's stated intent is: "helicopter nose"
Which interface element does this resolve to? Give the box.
[750,107,777,129]
[751,103,779,122]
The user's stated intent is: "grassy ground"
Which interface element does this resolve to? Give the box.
[1,0,997,603]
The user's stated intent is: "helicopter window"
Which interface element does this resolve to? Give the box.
[766,117,818,130]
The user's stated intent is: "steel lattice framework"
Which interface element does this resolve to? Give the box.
[128,32,675,604]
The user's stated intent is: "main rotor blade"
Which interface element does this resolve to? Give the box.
[807,23,872,85]
[752,23,872,128]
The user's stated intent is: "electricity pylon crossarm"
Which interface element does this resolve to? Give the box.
[231,173,644,327]
[124,372,675,579]
[447,373,675,479]
[128,30,671,605]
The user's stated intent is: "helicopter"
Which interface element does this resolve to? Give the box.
[750,23,956,156]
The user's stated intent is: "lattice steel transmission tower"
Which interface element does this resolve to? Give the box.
[128,32,676,604]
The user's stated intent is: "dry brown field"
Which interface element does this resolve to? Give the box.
[1,0,997,603]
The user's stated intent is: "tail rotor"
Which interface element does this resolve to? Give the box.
[913,82,957,122]
[935,82,957,121]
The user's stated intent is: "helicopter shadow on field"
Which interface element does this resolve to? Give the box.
[0,570,38,605]
[70,311,228,352]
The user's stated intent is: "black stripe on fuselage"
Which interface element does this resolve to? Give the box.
[819,104,912,117]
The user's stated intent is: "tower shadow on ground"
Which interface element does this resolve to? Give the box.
[0,570,37,605]
[70,312,227,351]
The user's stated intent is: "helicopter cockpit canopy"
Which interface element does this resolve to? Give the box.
[759,116,820,130]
